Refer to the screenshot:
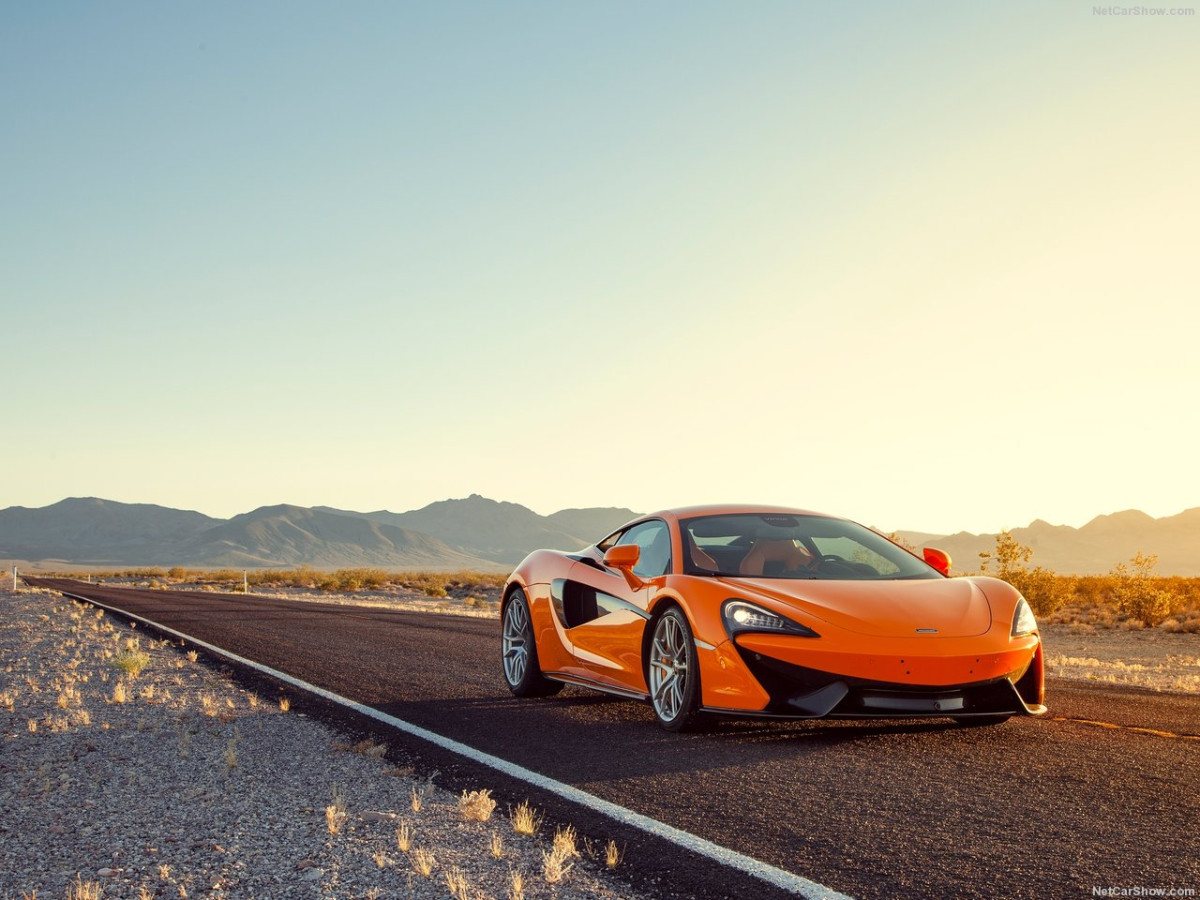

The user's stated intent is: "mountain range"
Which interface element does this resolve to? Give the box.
[894,508,1200,577]
[1,496,1198,575]
[0,495,638,570]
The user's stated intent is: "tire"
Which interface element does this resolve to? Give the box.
[646,607,704,732]
[501,588,562,697]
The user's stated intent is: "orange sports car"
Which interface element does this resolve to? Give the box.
[501,505,1046,731]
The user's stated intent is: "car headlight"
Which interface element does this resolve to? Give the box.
[1011,597,1038,637]
[722,599,820,638]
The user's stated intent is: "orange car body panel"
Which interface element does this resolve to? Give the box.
[504,505,1046,720]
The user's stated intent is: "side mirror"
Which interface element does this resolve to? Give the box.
[923,547,952,577]
[603,545,645,589]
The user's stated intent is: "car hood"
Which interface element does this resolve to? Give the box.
[718,576,994,638]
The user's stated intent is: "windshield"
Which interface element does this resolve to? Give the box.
[681,513,939,581]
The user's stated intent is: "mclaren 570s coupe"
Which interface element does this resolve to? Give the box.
[500,505,1046,731]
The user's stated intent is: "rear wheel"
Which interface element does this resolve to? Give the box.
[647,607,704,732]
[501,588,562,697]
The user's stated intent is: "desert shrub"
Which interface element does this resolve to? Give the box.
[1010,568,1074,616]
[396,570,505,598]
[126,567,166,578]
[1165,576,1200,613]
[1072,575,1109,607]
[1110,553,1177,627]
[203,569,243,583]
[249,567,322,588]
[977,531,1069,616]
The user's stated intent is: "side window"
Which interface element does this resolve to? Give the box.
[596,530,622,552]
[616,520,672,578]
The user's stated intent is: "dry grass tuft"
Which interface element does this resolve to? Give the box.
[325,786,348,834]
[490,830,504,858]
[395,821,413,853]
[605,839,623,868]
[508,870,526,900]
[278,696,291,712]
[540,823,580,883]
[510,800,541,836]
[411,782,433,813]
[110,650,150,678]
[552,823,580,859]
[410,846,436,878]
[542,845,573,884]
[458,788,497,822]
[443,865,472,900]
[350,738,388,759]
[223,733,239,771]
[66,875,102,900]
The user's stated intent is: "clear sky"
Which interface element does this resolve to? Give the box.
[2,2,1197,535]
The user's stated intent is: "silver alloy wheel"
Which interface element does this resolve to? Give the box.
[502,595,530,687]
[649,613,690,723]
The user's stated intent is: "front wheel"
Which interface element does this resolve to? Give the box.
[646,607,704,732]
[502,589,562,697]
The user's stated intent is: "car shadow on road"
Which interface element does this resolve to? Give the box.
[369,687,991,784]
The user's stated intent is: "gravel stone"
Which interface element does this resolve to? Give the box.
[1,585,649,900]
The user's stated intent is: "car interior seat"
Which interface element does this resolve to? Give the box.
[739,539,812,576]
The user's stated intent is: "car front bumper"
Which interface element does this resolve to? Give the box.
[699,632,1046,719]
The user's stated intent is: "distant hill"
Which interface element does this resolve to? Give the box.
[321,495,639,564]
[897,508,1200,576]
[0,497,217,563]
[173,505,494,569]
[546,507,640,541]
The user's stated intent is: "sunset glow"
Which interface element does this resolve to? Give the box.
[3,3,1196,533]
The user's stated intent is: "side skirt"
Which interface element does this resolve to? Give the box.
[544,671,650,702]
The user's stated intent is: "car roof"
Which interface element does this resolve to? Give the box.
[646,504,838,522]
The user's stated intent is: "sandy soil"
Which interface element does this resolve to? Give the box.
[1041,623,1200,693]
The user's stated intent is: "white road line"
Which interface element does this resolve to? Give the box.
[56,589,854,900]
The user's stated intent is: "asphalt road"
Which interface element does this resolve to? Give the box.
[26,579,1200,900]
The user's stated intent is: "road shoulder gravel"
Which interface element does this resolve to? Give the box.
[0,586,647,900]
